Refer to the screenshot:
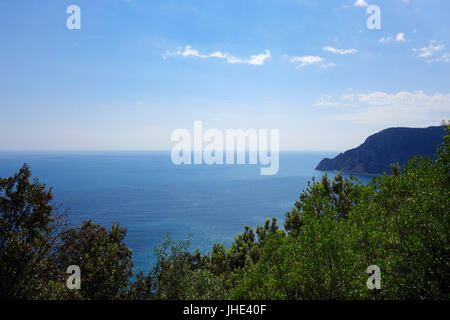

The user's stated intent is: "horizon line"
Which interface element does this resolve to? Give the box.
[0,149,343,153]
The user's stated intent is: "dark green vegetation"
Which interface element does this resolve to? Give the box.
[316,125,445,174]
[1,125,449,300]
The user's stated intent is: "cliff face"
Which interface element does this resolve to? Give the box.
[315,126,444,174]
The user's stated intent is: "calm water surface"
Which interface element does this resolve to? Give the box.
[0,151,373,273]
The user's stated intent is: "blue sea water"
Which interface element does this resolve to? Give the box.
[0,151,372,273]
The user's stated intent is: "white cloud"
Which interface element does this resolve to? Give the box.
[323,46,358,55]
[379,36,393,43]
[396,33,406,42]
[415,40,445,58]
[247,51,272,65]
[289,55,324,68]
[314,91,450,126]
[354,0,368,7]
[321,62,337,69]
[428,52,450,64]
[435,53,450,63]
[164,45,271,65]
[314,95,345,107]
[356,92,449,110]
[289,55,337,69]
[181,46,206,58]
[379,33,408,43]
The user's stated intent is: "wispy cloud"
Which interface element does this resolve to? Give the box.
[396,33,406,42]
[430,52,450,63]
[379,33,408,43]
[414,40,445,58]
[314,91,450,126]
[355,0,409,7]
[379,36,393,43]
[354,0,368,7]
[321,62,336,69]
[163,45,271,65]
[289,55,327,68]
[323,46,358,55]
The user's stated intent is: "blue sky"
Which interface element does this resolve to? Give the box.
[0,0,449,150]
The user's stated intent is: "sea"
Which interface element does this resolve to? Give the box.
[0,151,373,274]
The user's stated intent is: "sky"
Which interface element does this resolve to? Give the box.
[0,0,449,151]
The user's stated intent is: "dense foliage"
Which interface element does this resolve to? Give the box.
[1,125,448,300]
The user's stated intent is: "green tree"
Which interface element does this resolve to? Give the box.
[0,164,140,300]
[150,235,227,300]
[232,124,449,300]
[0,164,66,299]
[55,220,134,300]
